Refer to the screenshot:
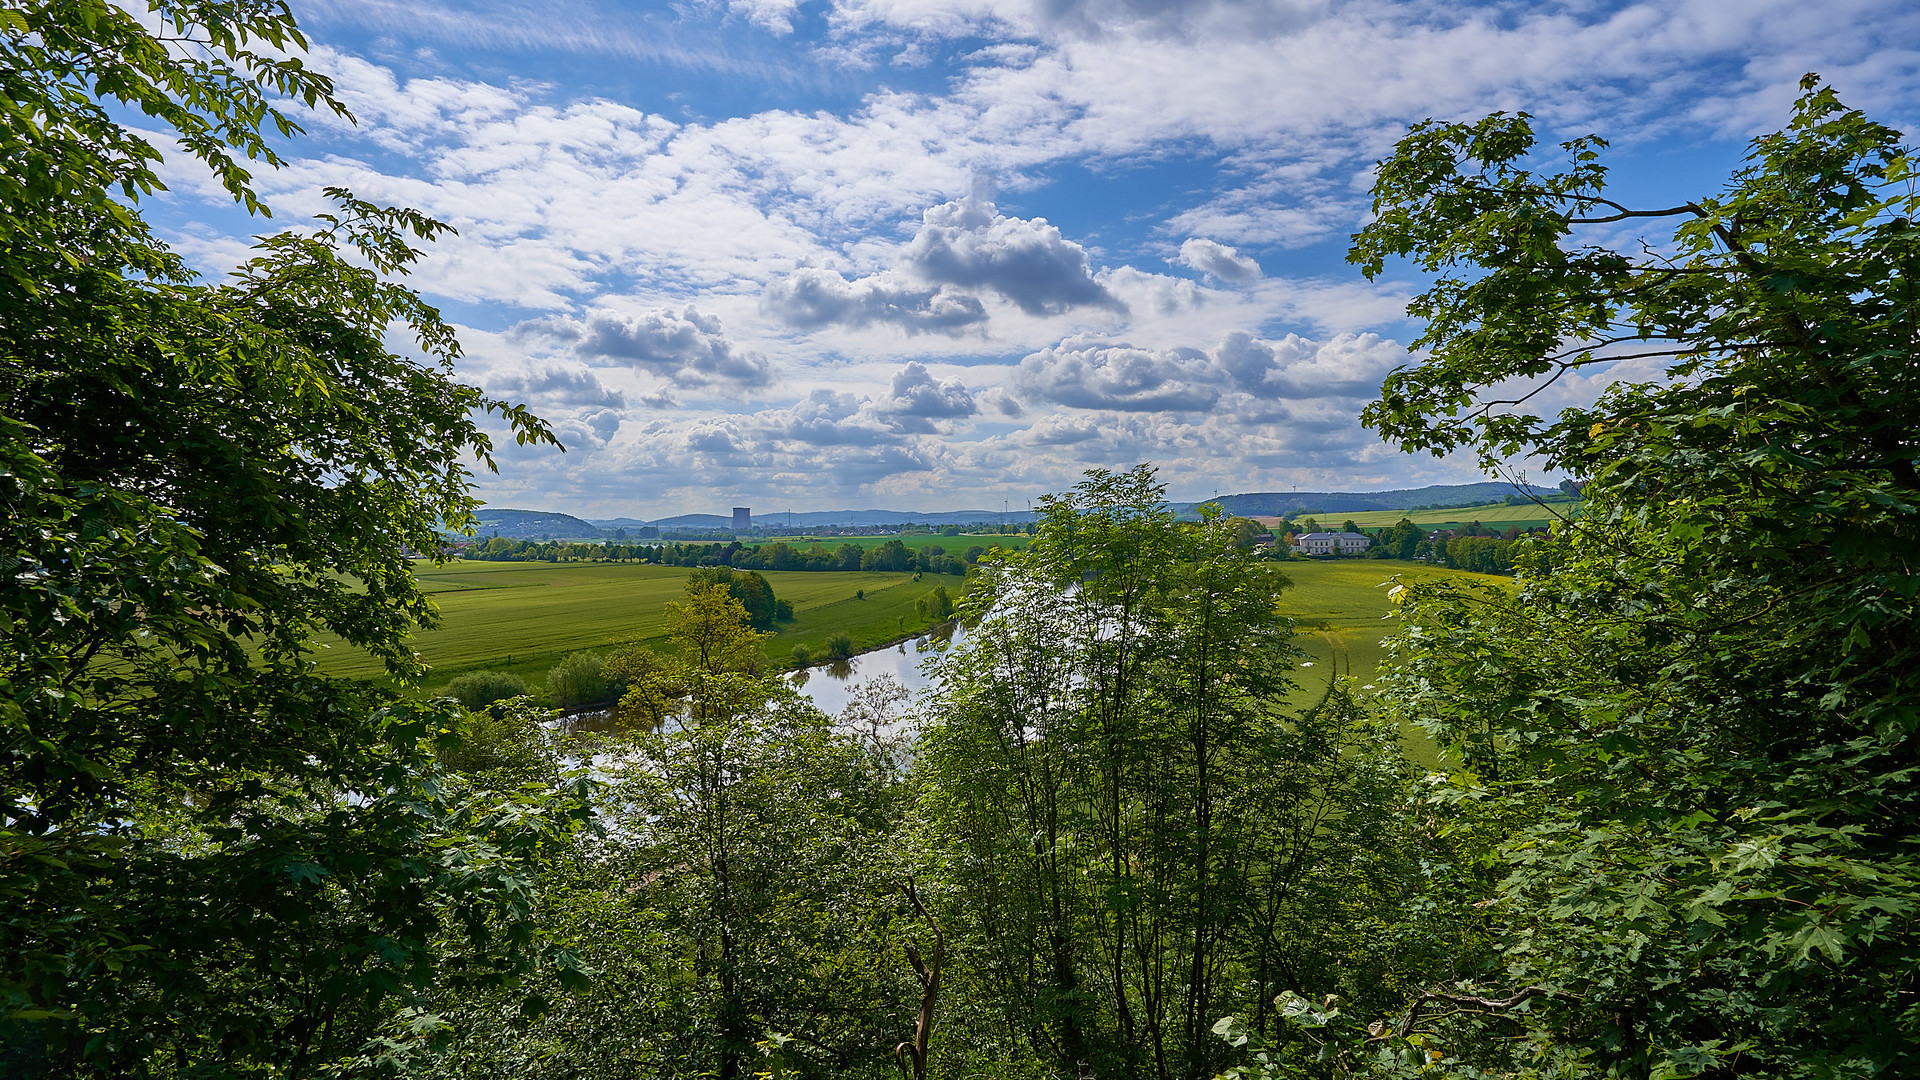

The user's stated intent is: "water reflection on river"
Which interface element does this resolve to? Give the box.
[788,621,964,715]
[555,622,965,740]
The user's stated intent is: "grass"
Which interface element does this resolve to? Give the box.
[312,554,1497,767]
[1323,499,1582,531]
[308,561,959,694]
[1275,560,1510,767]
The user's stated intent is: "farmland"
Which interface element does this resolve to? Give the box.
[1315,497,1581,532]
[310,561,953,692]
[1275,560,1510,765]
[317,554,1501,763]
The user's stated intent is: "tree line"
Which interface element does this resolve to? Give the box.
[5,8,1915,1079]
[465,536,980,575]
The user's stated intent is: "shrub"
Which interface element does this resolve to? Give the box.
[446,670,529,709]
[774,598,794,621]
[790,644,813,667]
[546,650,612,709]
[437,700,554,785]
[826,632,854,660]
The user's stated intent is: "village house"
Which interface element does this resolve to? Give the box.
[1292,530,1373,556]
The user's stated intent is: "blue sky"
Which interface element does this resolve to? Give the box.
[150,0,1920,516]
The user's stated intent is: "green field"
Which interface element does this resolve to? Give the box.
[315,556,1500,765]
[1275,561,1509,766]
[1312,498,1582,532]
[311,561,958,692]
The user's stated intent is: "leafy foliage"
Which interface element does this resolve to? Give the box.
[0,2,584,1073]
[446,670,530,710]
[423,575,909,1080]
[916,467,1429,1080]
[1300,77,1920,1079]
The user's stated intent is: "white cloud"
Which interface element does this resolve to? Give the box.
[903,197,1123,316]
[1014,339,1221,412]
[761,267,988,333]
[1176,237,1262,281]
[144,0,1920,514]
[732,0,804,35]
[875,361,978,428]
[508,306,774,389]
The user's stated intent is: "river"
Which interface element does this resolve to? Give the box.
[786,622,965,715]
[556,623,966,739]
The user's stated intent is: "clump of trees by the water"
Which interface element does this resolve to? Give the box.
[6,7,1917,1080]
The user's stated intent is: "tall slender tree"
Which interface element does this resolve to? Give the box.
[918,466,1414,1080]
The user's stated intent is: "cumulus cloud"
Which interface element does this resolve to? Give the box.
[489,361,627,409]
[762,267,989,333]
[874,361,977,431]
[904,196,1124,316]
[515,306,774,389]
[761,196,1122,333]
[1176,237,1262,281]
[1217,330,1405,398]
[184,0,1920,515]
[758,389,895,446]
[484,362,629,444]
[1014,339,1221,412]
[1014,329,1407,414]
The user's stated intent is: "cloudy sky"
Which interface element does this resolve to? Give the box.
[153,0,1920,516]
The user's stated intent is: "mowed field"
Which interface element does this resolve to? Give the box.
[1323,499,1582,532]
[1275,560,1510,766]
[311,561,948,692]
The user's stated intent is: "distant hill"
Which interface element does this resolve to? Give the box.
[590,509,1036,529]
[483,483,1551,539]
[643,513,734,530]
[1180,482,1550,518]
[469,508,606,540]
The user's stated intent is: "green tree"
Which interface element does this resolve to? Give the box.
[1298,78,1920,1078]
[1226,516,1272,551]
[0,1,587,1073]
[438,579,906,1080]
[834,542,865,571]
[915,584,956,622]
[917,467,1418,1080]
[690,566,779,630]
[1374,518,1424,560]
[446,670,530,709]
[546,650,612,709]
[862,538,915,572]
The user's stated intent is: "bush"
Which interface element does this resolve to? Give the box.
[437,700,554,786]
[826,632,854,660]
[446,670,529,709]
[546,650,612,709]
[774,598,794,621]
[916,585,955,622]
[789,644,813,667]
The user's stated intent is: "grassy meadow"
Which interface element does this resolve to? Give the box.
[1274,498,1581,533]
[314,551,1502,768]
[311,560,955,692]
[1275,560,1510,766]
